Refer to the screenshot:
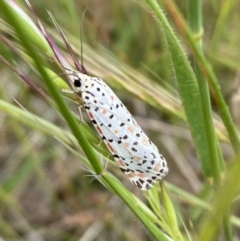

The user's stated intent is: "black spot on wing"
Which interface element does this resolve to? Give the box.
[86,91,95,97]
[139,179,144,184]
[135,181,142,189]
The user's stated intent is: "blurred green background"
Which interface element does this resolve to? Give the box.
[1,0,240,240]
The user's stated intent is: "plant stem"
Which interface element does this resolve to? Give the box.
[163,0,240,155]
[186,0,221,184]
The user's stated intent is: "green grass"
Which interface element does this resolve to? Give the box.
[0,0,240,240]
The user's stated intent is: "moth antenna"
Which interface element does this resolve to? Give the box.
[80,8,88,75]
[47,10,81,71]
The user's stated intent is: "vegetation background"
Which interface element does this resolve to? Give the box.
[0,0,240,240]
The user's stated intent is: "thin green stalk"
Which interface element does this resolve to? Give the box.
[223,210,234,241]
[197,157,240,241]
[186,1,221,184]
[145,0,213,177]
[210,0,238,50]
[187,1,232,239]
[2,0,104,177]
[163,0,240,155]
[189,27,240,157]
[101,176,173,241]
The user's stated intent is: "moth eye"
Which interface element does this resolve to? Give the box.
[74,78,81,87]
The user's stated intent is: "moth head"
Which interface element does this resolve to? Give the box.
[73,75,81,90]
[72,72,89,93]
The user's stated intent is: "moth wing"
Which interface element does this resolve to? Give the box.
[87,103,168,190]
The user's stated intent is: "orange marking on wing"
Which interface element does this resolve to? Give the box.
[142,136,149,146]
[107,143,114,153]
[128,172,136,178]
[138,173,146,178]
[114,129,119,134]
[153,162,161,172]
[127,126,135,133]
[102,109,107,115]
[133,156,142,162]
[118,159,125,167]
[96,126,102,134]
[124,142,130,148]
[88,111,94,119]
[111,95,114,101]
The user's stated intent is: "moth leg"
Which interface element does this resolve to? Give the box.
[62,88,75,94]
[77,105,84,124]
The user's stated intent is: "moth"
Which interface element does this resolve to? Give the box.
[70,70,168,190]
